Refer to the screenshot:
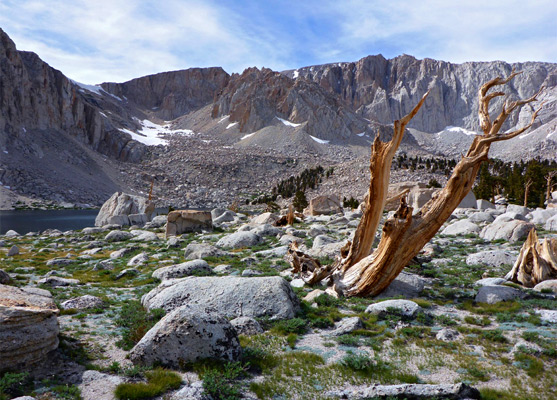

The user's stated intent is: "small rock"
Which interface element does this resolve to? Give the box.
[375,272,425,299]
[312,235,337,248]
[474,277,508,286]
[127,252,149,266]
[184,243,226,259]
[214,264,232,274]
[475,285,526,304]
[37,277,80,286]
[466,250,516,267]
[436,328,460,342]
[242,269,262,277]
[93,259,115,270]
[328,317,363,336]
[166,237,181,248]
[130,230,159,242]
[533,279,557,293]
[535,309,557,324]
[303,289,325,303]
[441,219,480,236]
[81,227,104,234]
[172,382,204,400]
[46,258,76,267]
[110,247,137,259]
[230,316,264,336]
[215,231,262,249]
[365,300,421,318]
[7,245,19,256]
[0,269,12,284]
[5,230,20,237]
[116,268,139,279]
[290,278,305,288]
[61,295,105,310]
[213,210,236,224]
[105,230,134,242]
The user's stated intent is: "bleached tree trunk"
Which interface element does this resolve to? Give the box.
[546,171,557,201]
[505,228,557,287]
[287,71,543,297]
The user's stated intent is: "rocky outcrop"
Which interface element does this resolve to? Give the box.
[142,276,300,319]
[286,54,557,134]
[102,67,230,121]
[0,285,59,371]
[211,67,371,142]
[95,192,155,227]
[0,28,145,162]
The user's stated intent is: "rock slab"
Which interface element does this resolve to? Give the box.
[142,276,299,320]
[327,382,480,399]
[0,285,59,371]
[166,210,212,237]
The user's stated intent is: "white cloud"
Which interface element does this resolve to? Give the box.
[328,0,557,63]
[0,0,554,84]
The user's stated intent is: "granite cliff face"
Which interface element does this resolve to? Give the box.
[211,67,370,142]
[284,54,557,134]
[0,29,145,162]
[101,67,230,121]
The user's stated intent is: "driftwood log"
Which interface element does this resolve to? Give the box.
[286,71,543,297]
[505,228,557,287]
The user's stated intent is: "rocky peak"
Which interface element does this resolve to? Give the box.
[286,55,557,134]
[211,66,370,141]
[101,67,230,120]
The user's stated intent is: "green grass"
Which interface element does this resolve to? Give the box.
[115,300,165,350]
[114,369,182,400]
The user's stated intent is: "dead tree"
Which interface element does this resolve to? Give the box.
[505,228,557,287]
[546,171,557,201]
[524,178,533,207]
[287,71,543,297]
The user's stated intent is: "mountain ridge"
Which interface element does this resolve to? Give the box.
[0,28,555,209]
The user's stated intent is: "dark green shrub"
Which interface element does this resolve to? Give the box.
[201,362,245,400]
[271,318,308,335]
[0,372,31,399]
[115,301,164,350]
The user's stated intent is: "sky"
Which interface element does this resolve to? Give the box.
[0,0,556,84]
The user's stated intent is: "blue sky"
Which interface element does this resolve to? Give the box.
[1,0,555,84]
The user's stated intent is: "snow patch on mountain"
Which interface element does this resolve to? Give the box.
[120,120,193,146]
[277,117,301,127]
[309,135,329,144]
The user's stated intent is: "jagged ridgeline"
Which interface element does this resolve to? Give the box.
[253,166,334,204]
[474,158,557,207]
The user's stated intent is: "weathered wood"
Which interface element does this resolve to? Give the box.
[286,71,543,297]
[505,228,557,287]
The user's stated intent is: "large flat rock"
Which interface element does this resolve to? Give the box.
[142,276,299,320]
